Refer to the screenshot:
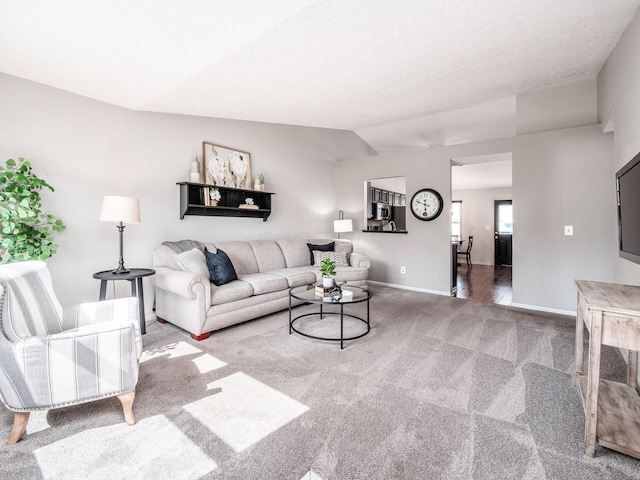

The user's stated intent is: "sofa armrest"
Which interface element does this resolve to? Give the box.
[350,253,371,269]
[151,267,210,302]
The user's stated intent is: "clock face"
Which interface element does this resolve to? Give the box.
[410,188,443,221]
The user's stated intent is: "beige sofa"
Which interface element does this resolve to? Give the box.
[151,238,370,340]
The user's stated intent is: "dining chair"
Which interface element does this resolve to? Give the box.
[457,235,473,267]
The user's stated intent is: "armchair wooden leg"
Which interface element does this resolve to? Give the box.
[117,391,136,426]
[7,412,30,445]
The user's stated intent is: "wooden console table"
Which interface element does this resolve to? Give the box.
[575,280,640,458]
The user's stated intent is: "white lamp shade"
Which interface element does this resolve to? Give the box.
[333,219,353,233]
[100,196,141,224]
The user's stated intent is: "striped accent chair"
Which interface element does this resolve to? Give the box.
[0,261,142,444]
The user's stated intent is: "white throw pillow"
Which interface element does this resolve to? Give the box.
[313,251,349,267]
[175,248,209,277]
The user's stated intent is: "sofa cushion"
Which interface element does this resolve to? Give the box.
[175,248,210,277]
[204,248,238,286]
[214,241,259,275]
[237,273,289,295]
[249,240,287,272]
[210,280,254,305]
[313,251,349,267]
[277,239,312,268]
[307,241,335,265]
[334,266,369,282]
[267,267,317,288]
[153,244,181,270]
[334,240,354,262]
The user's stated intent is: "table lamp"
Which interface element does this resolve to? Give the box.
[333,210,353,239]
[100,196,140,274]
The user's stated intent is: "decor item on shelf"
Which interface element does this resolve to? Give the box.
[239,197,258,209]
[254,172,265,191]
[190,156,201,183]
[333,210,353,239]
[203,142,252,189]
[319,256,336,288]
[100,196,140,274]
[0,157,66,264]
[210,188,221,206]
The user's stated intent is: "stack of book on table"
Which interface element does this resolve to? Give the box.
[314,284,353,301]
[315,285,335,297]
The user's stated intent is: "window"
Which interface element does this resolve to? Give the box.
[497,203,513,234]
[451,201,462,240]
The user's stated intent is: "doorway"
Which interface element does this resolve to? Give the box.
[494,200,513,266]
[451,153,513,306]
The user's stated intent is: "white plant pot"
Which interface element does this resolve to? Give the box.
[323,277,334,288]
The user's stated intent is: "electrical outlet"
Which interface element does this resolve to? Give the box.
[564,225,573,236]
[400,266,406,274]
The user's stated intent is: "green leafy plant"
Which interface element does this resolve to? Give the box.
[319,257,336,278]
[0,158,66,263]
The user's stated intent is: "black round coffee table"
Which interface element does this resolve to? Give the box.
[289,283,371,349]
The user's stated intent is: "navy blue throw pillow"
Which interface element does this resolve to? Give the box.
[307,242,335,265]
[204,248,238,286]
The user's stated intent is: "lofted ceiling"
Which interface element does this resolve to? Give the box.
[0,1,638,154]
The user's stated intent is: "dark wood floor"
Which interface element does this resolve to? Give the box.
[455,264,512,305]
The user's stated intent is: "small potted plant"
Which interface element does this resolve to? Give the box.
[210,188,221,206]
[319,257,336,288]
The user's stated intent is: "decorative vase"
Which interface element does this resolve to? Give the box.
[190,157,201,183]
[323,277,334,288]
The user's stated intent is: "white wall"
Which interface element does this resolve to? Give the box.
[513,126,615,312]
[337,125,614,312]
[598,7,640,287]
[452,187,513,266]
[0,73,375,315]
[516,78,597,135]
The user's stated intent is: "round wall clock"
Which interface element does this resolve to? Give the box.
[410,188,443,221]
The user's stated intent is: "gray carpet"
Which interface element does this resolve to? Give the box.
[1,285,639,479]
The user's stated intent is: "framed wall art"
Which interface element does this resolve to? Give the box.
[202,142,252,190]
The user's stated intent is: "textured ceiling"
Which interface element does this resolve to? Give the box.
[0,1,638,153]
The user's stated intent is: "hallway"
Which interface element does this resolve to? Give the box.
[456,265,512,305]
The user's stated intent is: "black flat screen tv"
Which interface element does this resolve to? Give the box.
[617,151,640,264]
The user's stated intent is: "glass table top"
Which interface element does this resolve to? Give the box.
[290,283,371,304]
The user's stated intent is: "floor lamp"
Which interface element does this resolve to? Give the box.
[333,210,353,239]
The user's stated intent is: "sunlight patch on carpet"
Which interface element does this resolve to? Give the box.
[183,371,309,452]
[33,414,217,479]
[301,469,325,480]
[192,353,228,374]
[140,340,204,362]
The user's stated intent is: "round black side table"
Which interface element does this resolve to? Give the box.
[93,268,155,334]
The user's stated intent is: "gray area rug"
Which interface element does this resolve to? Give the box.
[1,285,639,479]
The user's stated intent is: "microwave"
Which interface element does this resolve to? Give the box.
[375,203,392,220]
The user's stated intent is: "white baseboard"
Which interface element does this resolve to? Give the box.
[368,280,451,297]
[511,302,575,317]
[368,282,575,316]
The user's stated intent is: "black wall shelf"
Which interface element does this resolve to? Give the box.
[177,182,274,221]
